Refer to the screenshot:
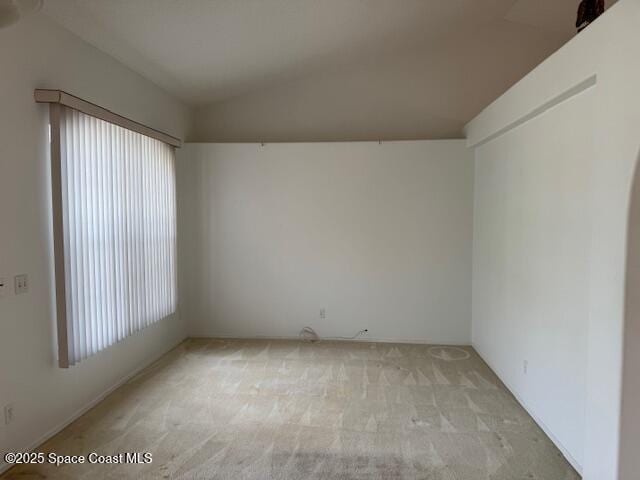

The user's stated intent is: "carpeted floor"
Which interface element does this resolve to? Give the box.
[2,339,580,479]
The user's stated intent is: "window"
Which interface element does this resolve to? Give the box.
[38,91,180,367]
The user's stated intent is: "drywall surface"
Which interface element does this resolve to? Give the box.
[466,1,640,478]
[620,152,640,480]
[192,19,566,142]
[0,14,191,469]
[177,141,473,344]
[472,87,594,470]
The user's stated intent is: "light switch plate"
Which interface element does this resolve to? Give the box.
[14,274,28,295]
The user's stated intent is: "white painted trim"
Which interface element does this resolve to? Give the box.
[472,343,583,476]
[0,336,188,475]
[466,75,597,148]
[190,334,471,346]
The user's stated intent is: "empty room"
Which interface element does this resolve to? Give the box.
[1,0,640,479]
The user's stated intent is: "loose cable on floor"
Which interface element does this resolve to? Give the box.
[300,327,320,342]
[299,327,368,343]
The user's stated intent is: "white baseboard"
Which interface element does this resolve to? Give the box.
[472,343,583,476]
[190,333,471,346]
[0,336,188,475]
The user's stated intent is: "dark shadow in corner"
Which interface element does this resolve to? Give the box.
[620,148,640,480]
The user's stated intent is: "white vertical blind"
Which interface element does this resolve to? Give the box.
[59,106,177,366]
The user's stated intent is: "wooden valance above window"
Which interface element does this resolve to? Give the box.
[34,89,182,148]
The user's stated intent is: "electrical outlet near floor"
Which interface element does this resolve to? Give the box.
[14,274,28,295]
[320,308,326,319]
[523,360,529,375]
[4,404,14,425]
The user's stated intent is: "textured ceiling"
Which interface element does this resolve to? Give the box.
[41,0,614,140]
[43,0,586,105]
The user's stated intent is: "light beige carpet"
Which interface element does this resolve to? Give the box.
[3,339,580,479]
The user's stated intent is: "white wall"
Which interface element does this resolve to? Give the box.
[3,4,639,480]
[177,141,473,344]
[0,14,191,470]
[620,153,640,480]
[466,1,640,478]
[472,86,594,470]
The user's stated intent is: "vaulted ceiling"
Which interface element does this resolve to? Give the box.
[42,0,616,141]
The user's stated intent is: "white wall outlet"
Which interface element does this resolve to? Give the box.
[14,274,28,295]
[4,404,14,425]
[523,360,529,375]
[320,308,326,319]
[0,277,6,297]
